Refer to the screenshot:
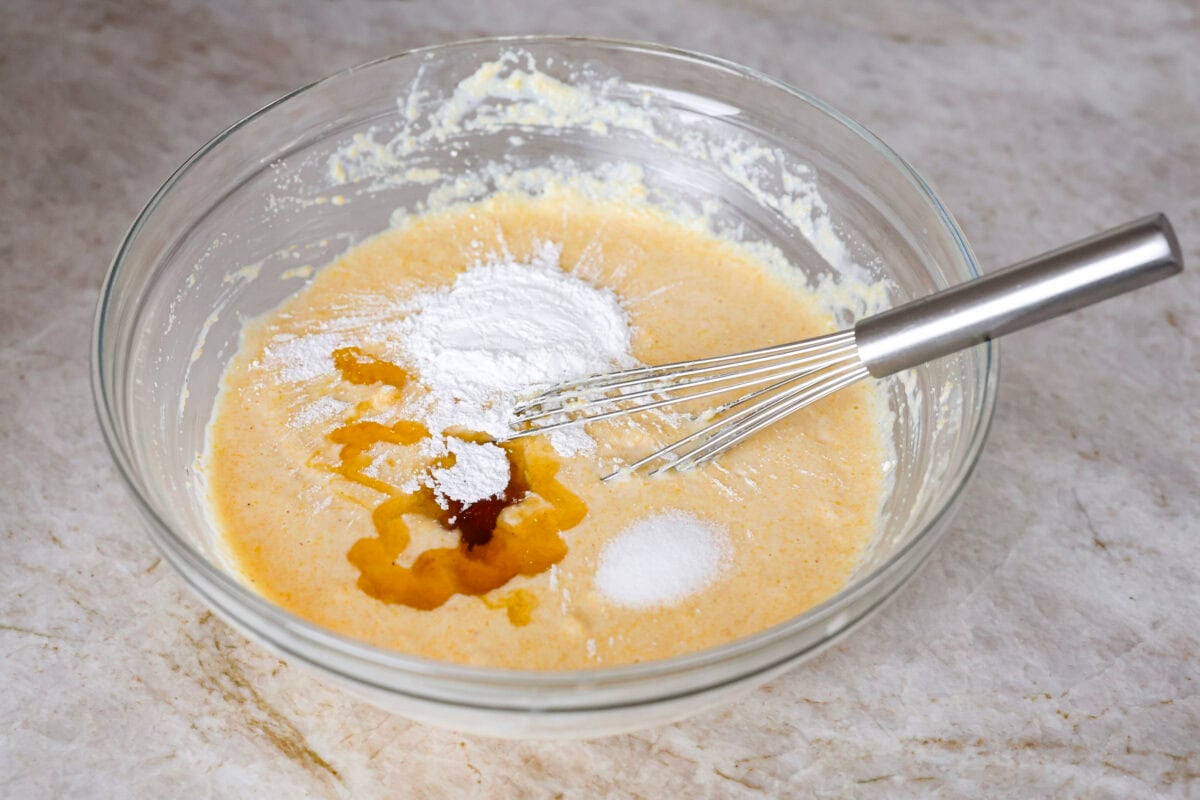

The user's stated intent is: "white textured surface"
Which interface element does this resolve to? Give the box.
[429,439,510,508]
[1,1,1197,797]
[396,245,633,438]
[595,513,727,608]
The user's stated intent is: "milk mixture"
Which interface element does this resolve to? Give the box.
[204,190,885,669]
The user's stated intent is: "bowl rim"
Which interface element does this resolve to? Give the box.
[91,34,999,708]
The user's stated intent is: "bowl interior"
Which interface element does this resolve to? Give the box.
[95,38,993,712]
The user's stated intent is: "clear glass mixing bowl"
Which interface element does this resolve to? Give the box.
[92,37,997,738]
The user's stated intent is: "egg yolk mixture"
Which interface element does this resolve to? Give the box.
[204,191,884,669]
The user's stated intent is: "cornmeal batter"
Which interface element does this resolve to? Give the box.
[205,191,884,669]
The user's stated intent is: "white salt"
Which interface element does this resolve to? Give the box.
[595,513,728,608]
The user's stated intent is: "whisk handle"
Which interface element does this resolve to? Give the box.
[854,214,1183,377]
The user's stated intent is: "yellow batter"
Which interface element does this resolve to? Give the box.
[205,191,883,669]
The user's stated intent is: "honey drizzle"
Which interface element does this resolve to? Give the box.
[332,346,410,389]
[481,589,540,626]
[327,347,586,620]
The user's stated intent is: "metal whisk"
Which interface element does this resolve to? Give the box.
[507,215,1182,478]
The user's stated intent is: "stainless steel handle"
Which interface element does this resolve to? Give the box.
[854,214,1184,377]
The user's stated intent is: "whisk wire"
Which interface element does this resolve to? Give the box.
[657,362,869,474]
[609,358,867,479]
[506,330,869,477]
[514,330,855,411]
[512,347,859,428]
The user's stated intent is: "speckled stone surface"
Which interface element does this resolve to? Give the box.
[2,1,1197,797]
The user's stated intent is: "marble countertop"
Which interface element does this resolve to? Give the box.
[2,1,1197,796]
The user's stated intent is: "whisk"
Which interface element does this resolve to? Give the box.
[507,215,1183,478]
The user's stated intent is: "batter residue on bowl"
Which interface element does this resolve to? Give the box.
[204,189,884,669]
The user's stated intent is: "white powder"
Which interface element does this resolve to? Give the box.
[289,396,350,429]
[262,332,344,383]
[263,242,635,506]
[361,441,409,484]
[543,425,595,458]
[595,513,728,608]
[397,242,634,445]
[263,243,633,453]
[428,438,510,508]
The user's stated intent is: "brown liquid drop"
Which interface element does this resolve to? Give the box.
[328,350,586,616]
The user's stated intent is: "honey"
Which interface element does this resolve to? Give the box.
[481,588,540,627]
[328,348,587,613]
[332,345,411,390]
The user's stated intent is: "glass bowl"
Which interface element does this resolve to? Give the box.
[92,36,997,738]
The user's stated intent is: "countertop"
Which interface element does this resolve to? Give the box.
[2,1,1197,797]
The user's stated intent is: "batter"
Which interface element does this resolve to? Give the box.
[205,189,884,669]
